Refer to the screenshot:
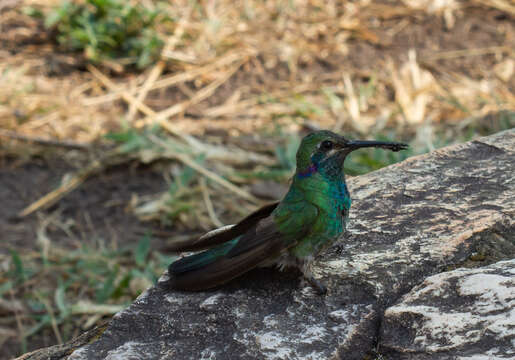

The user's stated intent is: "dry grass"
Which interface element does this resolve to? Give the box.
[0,0,513,145]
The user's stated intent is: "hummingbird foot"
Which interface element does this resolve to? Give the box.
[305,275,327,295]
[289,258,328,295]
[299,264,327,295]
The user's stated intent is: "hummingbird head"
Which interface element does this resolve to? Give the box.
[295,130,408,179]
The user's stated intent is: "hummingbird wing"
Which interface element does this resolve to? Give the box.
[164,197,318,291]
[165,202,279,252]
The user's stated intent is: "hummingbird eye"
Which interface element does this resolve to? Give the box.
[320,140,334,151]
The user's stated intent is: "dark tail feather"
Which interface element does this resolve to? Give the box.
[161,216,288,292]
[169,239,237,274]
[165,202,278,252]
[162,239,240,291]
[162,237,285,292]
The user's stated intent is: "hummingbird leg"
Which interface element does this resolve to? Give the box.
[305,275,327,295]
[300,264,327,295]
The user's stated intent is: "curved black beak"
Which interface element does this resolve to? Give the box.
[346,140,408,152]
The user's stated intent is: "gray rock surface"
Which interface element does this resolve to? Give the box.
[18,129,515,360]
[381,259,514,359]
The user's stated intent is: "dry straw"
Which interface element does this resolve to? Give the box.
[1,0,512,144]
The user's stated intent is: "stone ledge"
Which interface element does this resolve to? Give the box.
[19,129,515,360]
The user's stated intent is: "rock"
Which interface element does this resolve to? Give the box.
[380,259,515,359]
[18,129,515,360]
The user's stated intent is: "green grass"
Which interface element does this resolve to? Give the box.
[33,0,169,68]
[2,237,175,353]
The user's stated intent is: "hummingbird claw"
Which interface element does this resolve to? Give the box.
[305,276,327,295]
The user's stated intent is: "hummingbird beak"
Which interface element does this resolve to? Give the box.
[345,140,408,152]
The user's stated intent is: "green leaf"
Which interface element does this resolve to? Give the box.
[27,298,46,313]
[10,250,26,283]
[24,314,51,338]
[22,6,44,18]
[112,272,132,299]
[55,283,69,318]
[44,10,63,28]
[0,281,13,297]
[134,235,151,268]
[96,267,118,303]
[274,134,300,170]
[155,252,178,270]
[322,88,343,113]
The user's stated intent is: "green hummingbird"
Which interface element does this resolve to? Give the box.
[164,130,407,294]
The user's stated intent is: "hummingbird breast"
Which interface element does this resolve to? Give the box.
[289,179,351,261]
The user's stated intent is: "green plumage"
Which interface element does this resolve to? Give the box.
[170,238,239,274]
[165,130,407,294]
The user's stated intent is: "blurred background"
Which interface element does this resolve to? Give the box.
[0,0,513,358]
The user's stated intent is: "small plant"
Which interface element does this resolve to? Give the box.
[2,237,174,354]
[44,0,167,68]
[106,127,208,225]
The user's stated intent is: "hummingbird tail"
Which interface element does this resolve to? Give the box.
[162,238,243,291]
[168,239,237,275]
[161,214,290,292]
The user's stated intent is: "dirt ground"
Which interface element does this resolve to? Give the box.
[0,155,171,254]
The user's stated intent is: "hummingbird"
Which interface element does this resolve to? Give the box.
[164,130,407,294]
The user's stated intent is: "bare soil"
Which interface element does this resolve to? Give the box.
[0,155,176,255]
